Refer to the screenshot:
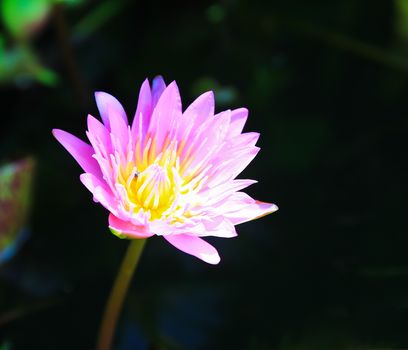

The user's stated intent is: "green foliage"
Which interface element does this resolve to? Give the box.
[1,0,51,39]
[0,342,12,350]
[206,4,225,24]
[0,43,58,87]
[0,158,35,263]
[395,0,408,38]
[73,0,124,40]
[55,0,83,5]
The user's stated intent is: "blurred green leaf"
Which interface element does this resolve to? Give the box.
[396,0,408,38]
[0,34,5,55]
[1,0,51,39]
[32,65,58,85]
[73,0,124,40]
[0,43,58,87]
[55,0,83,5]
[0,158,35,264]
[288,17,408,73]
[0,341,11,350]
[206,4,225,23]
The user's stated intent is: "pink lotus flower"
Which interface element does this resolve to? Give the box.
[53,77,277,264]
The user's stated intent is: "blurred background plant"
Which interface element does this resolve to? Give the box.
[0,158,35,265]
[0,0,57,86]
[1,0,408,349]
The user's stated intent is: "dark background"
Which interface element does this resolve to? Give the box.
[1,0,408,349]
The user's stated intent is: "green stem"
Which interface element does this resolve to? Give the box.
[96,239,146,350]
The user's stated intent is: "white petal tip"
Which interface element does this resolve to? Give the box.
[201,253,221,265]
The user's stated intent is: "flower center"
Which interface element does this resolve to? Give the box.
[127,164,177,219]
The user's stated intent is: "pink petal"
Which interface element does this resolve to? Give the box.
[206,147,260,187]
[180,109,231,176]
[226,108,248,137]
[108,104,129,155]
[200,218,237,238]
[149,218,206,237]
[218,192,278,225]
[95,91,128,130]
[184,91,214,122]
[231,132,260,148]
[87,114,112,154]
[52,129,102,177]
[215,132,259,161]
[148,81,182,151]
[164,234,221,264]
[177,91,214,140]
[200,179,257,205]
[131,79,152,142]
[189,109,230,160]
[108,213,153,238]
[79,173,119,216]
[151,75,167,107]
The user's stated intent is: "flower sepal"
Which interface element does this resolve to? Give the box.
[109,227,128,240]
